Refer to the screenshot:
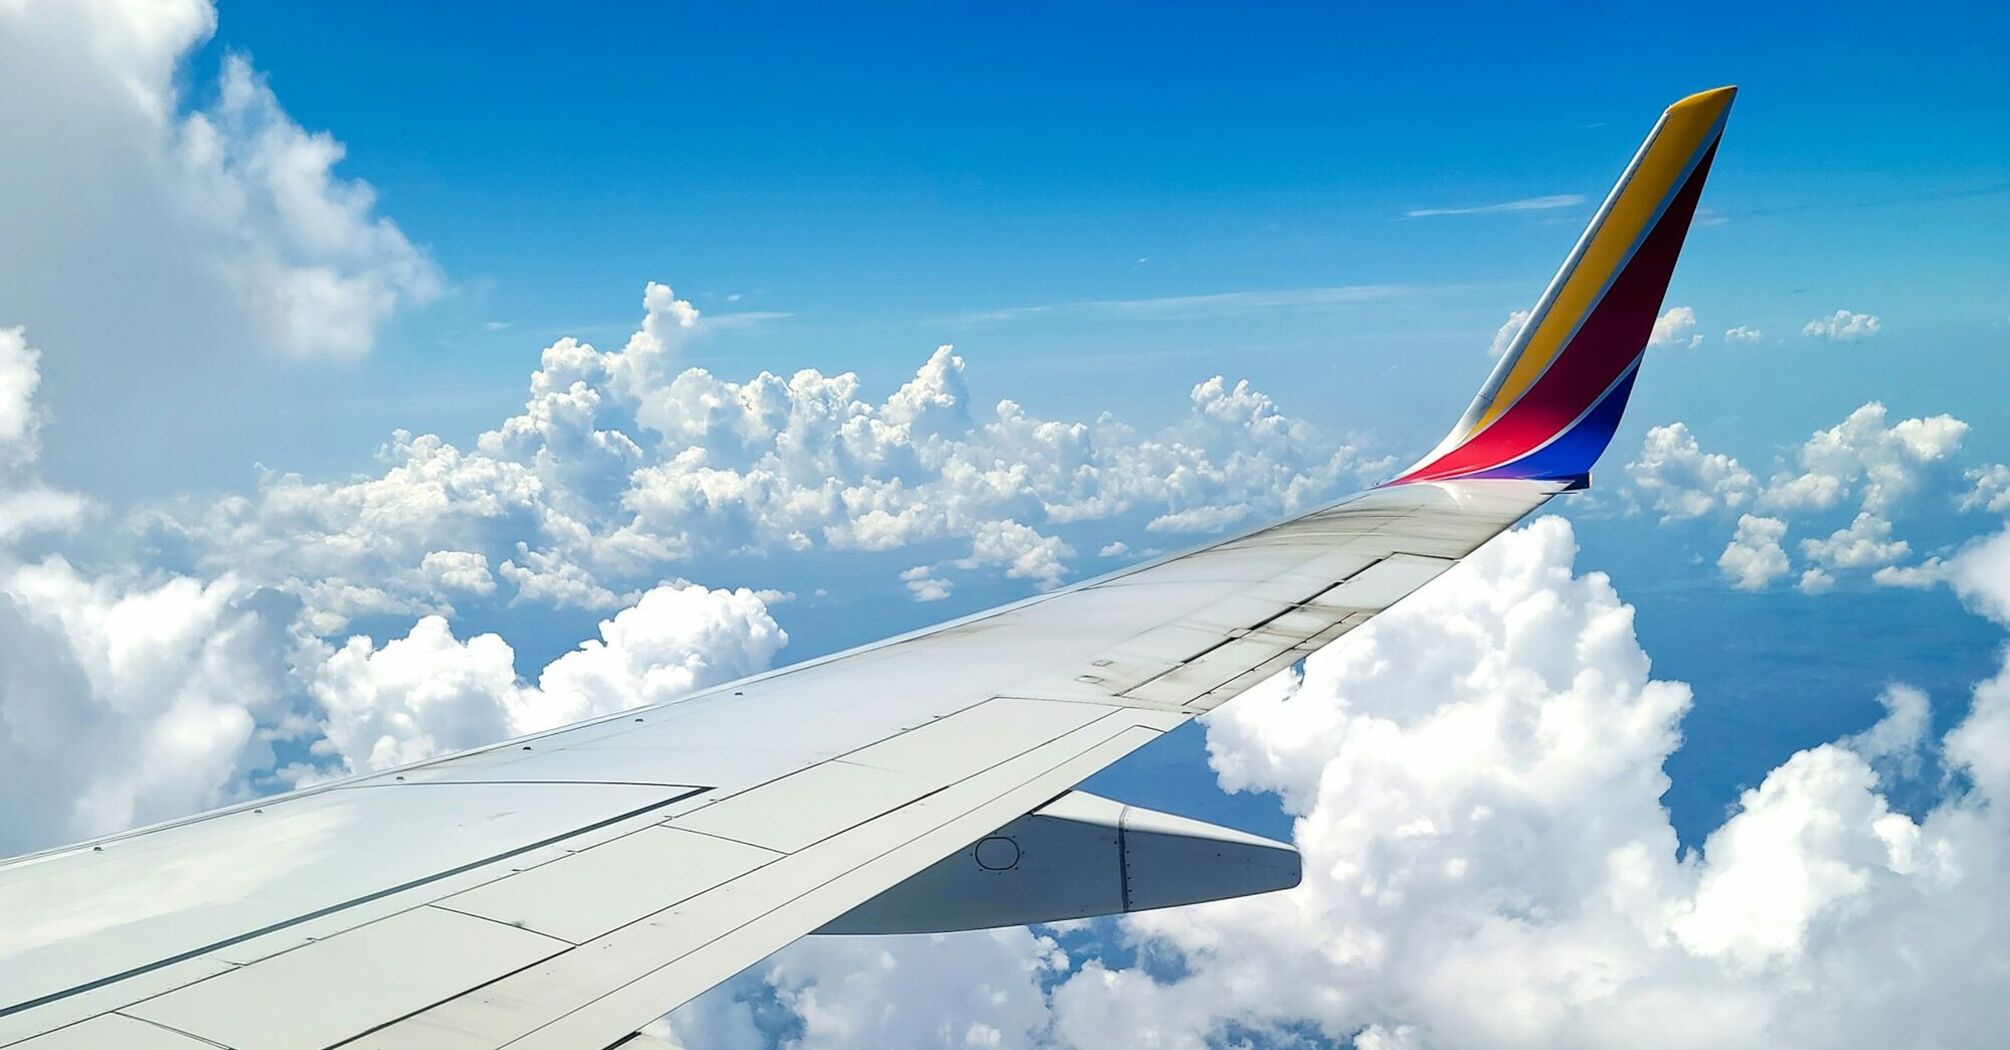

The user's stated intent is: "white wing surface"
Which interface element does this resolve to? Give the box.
[0,86,1735,1050]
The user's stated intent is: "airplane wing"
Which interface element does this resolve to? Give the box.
[0,86,1735,1050]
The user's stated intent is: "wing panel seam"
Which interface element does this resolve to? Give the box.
[0,787,708,1021]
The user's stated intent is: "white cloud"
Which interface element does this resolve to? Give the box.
[0,326,41,465]
[1664,743,1918,970]
[1488,309,1532,360]
[304,581,786,773]
[1097,541,1129,558]
[307,614,523,772]
[419,550,495,596]
[1961,464,2010,514]
[1723,325,1763,344]
[0,563,784,853]
[0,310,789,852]
[0,558,298,852]
[1145,504,1250,535]
[1626,404,1977,595]
[1842,684,1930,779]
[1626,404,1972,585]
[1800,310,1882,342]
[957,520,1075,591]
[0,486,87,545]
[1759,402,1967,514]
[1626,422,1757,521]
[1719,514,1790,590]
[901,565,953,602]
[1949,526,2010,626]
[0,326,88,543]
[1872,558,1948,590]
[1649,305,1701,349]
[0,1,439,496]
[1406,194,1586,218]
[1800,512,1910,570]
[499,544,626,611]
[0,3,436,362]
[665,928,1070,1050]
[176,56,441,361]
[527,583,785,734]
[695,516,2010,1050]
[168,285,1379,628]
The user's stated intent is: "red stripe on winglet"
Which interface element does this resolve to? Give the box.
[1398,142,1719,483]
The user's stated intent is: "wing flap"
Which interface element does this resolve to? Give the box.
[13,1014,217,1050]
[354,717,1180,1050]
[126,906,570,1050]
[437,829,782,945]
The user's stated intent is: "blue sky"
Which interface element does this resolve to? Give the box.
[17,0,2010,879]
[189,0,2010,843]
[6,2,2010,1045]
[140,0,2009,489]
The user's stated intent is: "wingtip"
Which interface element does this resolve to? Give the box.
[1670,85,1738,117]
[1389,86,1735,487]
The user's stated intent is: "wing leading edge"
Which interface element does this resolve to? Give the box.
[0,87,1734,1050]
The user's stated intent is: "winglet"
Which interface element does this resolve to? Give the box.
[1391,86,1736,486]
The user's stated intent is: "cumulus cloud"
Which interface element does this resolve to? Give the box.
[956,521,1076,590]
[1723,325,1763,344]
[662,928,1070,1050]
[419,550,496,597]
[0,559,298,852]
[1626,404,1978,595]
[0,566,785,852]
[1842,684,1930,779]
[1759,402,1967,514]
[1719,514,1790,590]
[0,0,440,492]
[305,582,786,772]
[0,326,41,465]
[1800,512,1910,570]
[307,614,523,772]
[0,327,87,542]
[901,566,953,602]
[1800,310,1881,342]
[167,285,1379,629]
[0,315,788,848]
[1626,422,1757,521]
[1649,305,1702,348]
[1961,465,2010,514]
[1488,309,1532,360]
[1872,558,1948,590]
[1949,526,2010,626]
[528,583,786,734]
[0,1,436,363]
[1628,403,1969,532]
[0,487,87,546]
[1797,567,1836,594]
[683,517,2010,1049]
[177,56,441,360]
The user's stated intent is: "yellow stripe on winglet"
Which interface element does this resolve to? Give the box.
[1470,86,1736,435]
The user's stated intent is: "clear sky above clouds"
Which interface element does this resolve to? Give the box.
[38,0,1997,492]
[4,1,2010,1047]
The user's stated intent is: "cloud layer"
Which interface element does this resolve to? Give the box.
[162,283,1382,630]
[669,516,2010,1049]
[0,0,437,364]
[1626,401,1983,593]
